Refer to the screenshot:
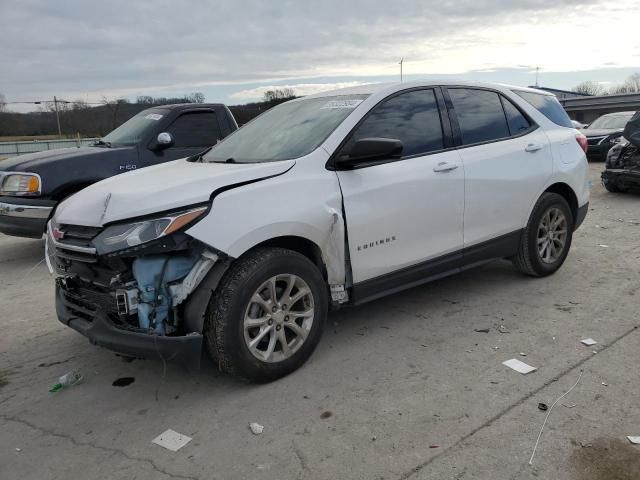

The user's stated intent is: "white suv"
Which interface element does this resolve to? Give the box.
[48,81,590,381]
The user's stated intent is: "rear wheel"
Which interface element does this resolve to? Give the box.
[513,193,574,277]
[205,247,327,382]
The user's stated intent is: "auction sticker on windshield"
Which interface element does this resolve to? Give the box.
[321,99,363,109]
[145,113,163,121]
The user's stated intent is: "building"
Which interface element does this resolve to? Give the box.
[558,93,640,124]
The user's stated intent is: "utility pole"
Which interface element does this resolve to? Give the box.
[399,58,404,82]
[535,66,540,87]
[53,96,62,138]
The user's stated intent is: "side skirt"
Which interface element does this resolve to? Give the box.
[349,230,522,306]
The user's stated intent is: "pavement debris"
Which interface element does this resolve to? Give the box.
[49,369,83,393]
[15,448,21,452]
[112,377,135,387]
[563,403,577,409]
[498,325,510,334]
[627,436,640,445]
[538,403,548,411]
[580,338,598,346]
[599,244,609,248]
[152,429,192,452]
[502,359,537,375]
[602,382,608,387]
[474,328,490,333]
[519,352,527,357]
[249,422,264,435]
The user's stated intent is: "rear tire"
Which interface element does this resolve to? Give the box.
[205,247,327,382]
[513,193,574,277]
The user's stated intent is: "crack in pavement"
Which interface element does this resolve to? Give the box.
[396,324,640,480]
[0,414,200,480]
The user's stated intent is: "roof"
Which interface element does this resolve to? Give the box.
[150,103,225,110]
[303,80,552,99]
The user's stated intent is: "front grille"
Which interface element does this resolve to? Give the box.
[587,136,606,145]
[52,224,101,264]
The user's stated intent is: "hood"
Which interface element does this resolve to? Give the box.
[0,146,129,172]
[54,158,296,227]
[583,128,623,138]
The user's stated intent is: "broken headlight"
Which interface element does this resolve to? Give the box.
[92,206,207,254]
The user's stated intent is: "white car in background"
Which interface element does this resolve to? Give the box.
[48,81,590,381]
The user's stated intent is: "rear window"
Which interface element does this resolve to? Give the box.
[514,91,573,128]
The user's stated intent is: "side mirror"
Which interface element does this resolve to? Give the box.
[335,138,403,169]
[151,132,173,151]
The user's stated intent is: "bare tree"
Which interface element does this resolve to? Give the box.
[0,93,6,112]
[263,88,295,103]
[572,81,604,96]
[102,97,128,130]
[610,73,640,94]
[186,92,205,103]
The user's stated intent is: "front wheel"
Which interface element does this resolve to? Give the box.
[205,247,327,382]
[512,193,574,277]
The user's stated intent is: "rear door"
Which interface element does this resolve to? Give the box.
[444,87,552,251]
[335,88,465,288]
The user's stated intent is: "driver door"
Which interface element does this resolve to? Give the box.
[335,88,464,298]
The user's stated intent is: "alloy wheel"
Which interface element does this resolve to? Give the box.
[537,207,568,264]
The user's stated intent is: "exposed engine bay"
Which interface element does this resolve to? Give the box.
[48,223,222,340]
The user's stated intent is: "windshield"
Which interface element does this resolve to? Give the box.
[206,95,369,163]
[588,114,633,130]
[101,109,169,146]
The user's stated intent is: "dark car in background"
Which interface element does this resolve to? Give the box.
[583,111,636,160]
[0,103,237,238]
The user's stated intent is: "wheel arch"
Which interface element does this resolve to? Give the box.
[543,182,578,223]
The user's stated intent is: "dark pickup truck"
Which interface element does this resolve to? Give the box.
[0,103,237,238]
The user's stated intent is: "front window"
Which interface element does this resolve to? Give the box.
[205,95,369,163]
[101,108,169,146]
[587,114,633,130]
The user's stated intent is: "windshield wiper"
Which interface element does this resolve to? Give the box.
[187,146,213,163]
[211,157,239,164]
[93,139,112,148]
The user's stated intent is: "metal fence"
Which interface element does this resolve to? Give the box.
[0,138,100,158]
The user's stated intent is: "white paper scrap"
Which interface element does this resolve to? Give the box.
[321,99,363,109]
[581,338,597,346]
[152,429,192,452]
[249,422,264,435]
[627,436,640,444]
[502,358,537,375]
[599,244,609,248]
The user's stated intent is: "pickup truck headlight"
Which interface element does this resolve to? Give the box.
[0,173,42,196]
[92,206,208,254]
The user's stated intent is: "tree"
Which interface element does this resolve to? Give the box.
[572,81,603,96]
[0,93,6,112]
[263,88,295,103]
[610,73,640,94]
[185,92,205,103]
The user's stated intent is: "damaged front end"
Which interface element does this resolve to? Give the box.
[602,112,640,191]
[48,207,227,371]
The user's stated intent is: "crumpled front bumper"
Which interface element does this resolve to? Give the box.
[602,168,640,189]
[55,281,203,371]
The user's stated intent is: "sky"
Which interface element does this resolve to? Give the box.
[1,0,639,112]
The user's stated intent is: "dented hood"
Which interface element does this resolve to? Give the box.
[54,158,295,227]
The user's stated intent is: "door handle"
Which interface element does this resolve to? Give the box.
[433,162,459,173]
[525,143,543,153]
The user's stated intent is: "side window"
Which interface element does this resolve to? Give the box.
[165,111,220,148]
[448,88,510,145]
[347,89,444,157]
[514,91,573,128]
[501,97,532,135]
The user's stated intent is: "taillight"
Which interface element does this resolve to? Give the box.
[576,134,588,153]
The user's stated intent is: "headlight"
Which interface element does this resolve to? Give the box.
[92,206,208,254]
[607,135,624,144]
[0,173,41,196]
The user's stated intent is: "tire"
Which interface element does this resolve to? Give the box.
[512,193,574,277]
[205,247,327,382]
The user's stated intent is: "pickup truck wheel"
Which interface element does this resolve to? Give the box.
[512,193,574,277]
[205,247,327,382]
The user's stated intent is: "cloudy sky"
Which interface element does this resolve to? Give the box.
[1,0,639,111]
